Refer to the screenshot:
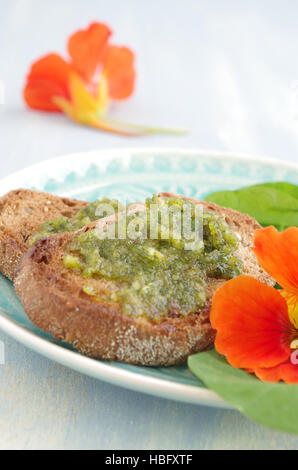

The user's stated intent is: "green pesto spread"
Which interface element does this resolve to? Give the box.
[63,195,242,320]
[29,198,124,246]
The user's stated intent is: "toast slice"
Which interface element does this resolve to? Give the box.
[14,195,274,366]
[0,189,87,280]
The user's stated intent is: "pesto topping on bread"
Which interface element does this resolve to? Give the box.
[30,198,123,245]
[63,195,242,320]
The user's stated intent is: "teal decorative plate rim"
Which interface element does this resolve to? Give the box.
[0,148,297,408]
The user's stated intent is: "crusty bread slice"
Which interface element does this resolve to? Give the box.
[14,196,274,366]
[0,189,87,281]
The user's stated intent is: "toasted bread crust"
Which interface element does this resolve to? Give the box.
[0,189,87,280]
[14,197,275,366]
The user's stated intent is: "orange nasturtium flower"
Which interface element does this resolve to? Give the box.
[24,22,183,136]
[210,226,298,383]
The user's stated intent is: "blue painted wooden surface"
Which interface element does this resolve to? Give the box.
[1,0,298,449]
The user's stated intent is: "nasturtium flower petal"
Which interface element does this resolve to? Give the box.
[254,360,298,384]
[68,22,111,81]
[103,45,135,99]
[252,226,298,296]
[24,54,73,111]
[210,276,293,369]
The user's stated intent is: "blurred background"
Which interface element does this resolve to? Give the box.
[1,0,298,180]
[1,0,298,450]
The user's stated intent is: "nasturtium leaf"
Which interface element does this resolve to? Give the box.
[188,350,298,434]
[205,182,298,230]
[257,182,298,200]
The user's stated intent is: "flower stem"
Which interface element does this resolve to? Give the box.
[101,117,188,136]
